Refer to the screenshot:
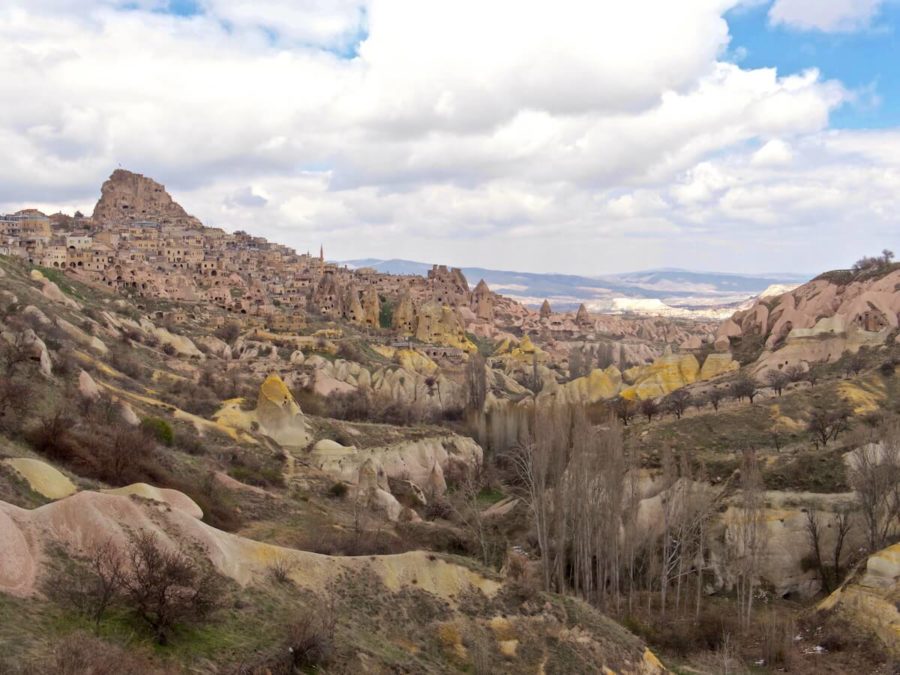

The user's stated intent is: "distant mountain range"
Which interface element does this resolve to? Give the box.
[341,258,809,316]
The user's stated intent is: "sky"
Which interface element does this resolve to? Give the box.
[1,0,899,276]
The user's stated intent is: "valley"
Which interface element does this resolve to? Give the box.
[0,173,898,674]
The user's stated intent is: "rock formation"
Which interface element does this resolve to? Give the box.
[343,286,366,325]
[361,286,381,327]
[471,279,495,321]
[413,301,475,351]
[254,374,310,447]
[818,542,900,656]
[575,303,591,326]
[539,299,552,319]
[91,169,203,229]
[718,267,900,372]
[392,292,416,334]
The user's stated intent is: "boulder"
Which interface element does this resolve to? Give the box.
[19,329,52,377]
[56,318,108,355]
[120,401,140,426]
[78,369,100,399]
[40,279,79,309]
[22,306,50,326]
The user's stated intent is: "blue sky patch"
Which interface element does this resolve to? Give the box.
[726,3,900,128]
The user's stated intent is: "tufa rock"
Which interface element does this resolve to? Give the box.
[91,169,202,229]
[254,373,310,447]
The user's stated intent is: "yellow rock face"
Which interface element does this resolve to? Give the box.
[699,352,739,380]
[551,366,623,404]
[3,458,76,500]
[255,374,311,447]
[396,349,439,375]
[621,353,700,400]
[503,335,546,363]
[414,302,476,352]
[819,543,900,656]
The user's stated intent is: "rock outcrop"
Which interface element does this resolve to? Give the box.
[413,302,475,352]
[539,299,552,319]
[309,434,482,503]
[2,458,77,500]
[471,280,494,321]
[575,303,591,326]
[819,542,900,656]
[91,169,203,229]
[254,374,311,447]
[718,267,900,371]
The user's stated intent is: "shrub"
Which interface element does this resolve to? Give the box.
[109,347,146,380]
[25,408,79,461]
[761,614,795,669]
[425,497,454,521]
[336,340,363,362]
[283,603,336,671]
[268,555,297,585]
[162,343,177,356]
[141,417,174,446]
[214,321,241,343]
[123,531,223,645]
[29,633,165,675]
[45,539,125,634]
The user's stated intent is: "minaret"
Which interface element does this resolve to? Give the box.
[319,244,324,263]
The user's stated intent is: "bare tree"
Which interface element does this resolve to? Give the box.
[731,375,759,404]
[765,370,789,397]
[784,364,805,383]
[454,466,502,568]
[735,449,766,630]
[0,375,31,432]
[807,395,852,448]
[708,387,724,412]
[1,331,32,376]
[804,510,830,593]
[640,398,660,422]
[612,397,636,426]
[123,532,223,645]
[48,539,126,635]
[568,346,589,380]
[847,423,900,553]
[464,352,487,412]
[664,389,692,419]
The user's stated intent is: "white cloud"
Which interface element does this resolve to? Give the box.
[751,139,794,165]
[768,0,884,32]
[0,0,895,274]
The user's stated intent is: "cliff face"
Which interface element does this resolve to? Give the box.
[718,266,900,370]
[819,542,900,656]
[91,169,203,229]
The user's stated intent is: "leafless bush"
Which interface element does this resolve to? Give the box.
[848,421,900,552]
[268,555,297,585]
[504,549,537,602]
[45,539,125,634]
[29,633,168,675]
[0,374,31,433]
[123,531,224,645]
[283,599,336,671]
[761,613,795,669]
